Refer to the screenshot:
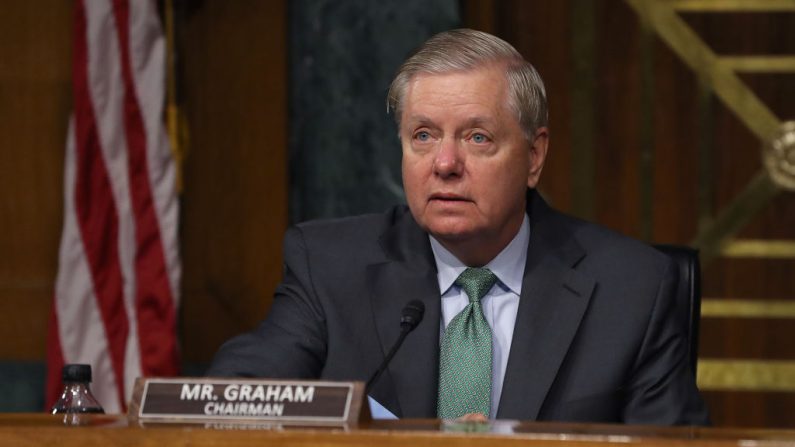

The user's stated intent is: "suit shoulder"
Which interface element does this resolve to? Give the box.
[557,212,672,275]
[293,205,407,242]
[286,205,410,264]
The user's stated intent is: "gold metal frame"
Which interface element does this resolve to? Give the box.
[668,0,795,12]
[698,360,795,391]
[625,0,793,264]
[625,0,795,393]
[702,299,795,318]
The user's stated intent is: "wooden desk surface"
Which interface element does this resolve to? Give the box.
[1,414,794,446]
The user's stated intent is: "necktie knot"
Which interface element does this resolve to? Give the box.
[454,267,498,304]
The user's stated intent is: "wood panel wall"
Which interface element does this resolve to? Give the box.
[463,0,795,429]
[178,0,288,364]
[0,2,72,361]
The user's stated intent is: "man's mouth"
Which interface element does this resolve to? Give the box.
[429,193,470,202]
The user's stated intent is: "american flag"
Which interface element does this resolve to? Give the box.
[46,0,180,413]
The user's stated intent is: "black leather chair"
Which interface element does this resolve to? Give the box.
[653,244,701,376]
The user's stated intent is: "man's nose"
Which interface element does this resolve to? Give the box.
[433,138,463,178]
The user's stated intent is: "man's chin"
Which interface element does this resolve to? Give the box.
[424,224,478,243]
[413,212,481,242]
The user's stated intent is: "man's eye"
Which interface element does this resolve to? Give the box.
[471,133,488,144]
[415,131,431,142]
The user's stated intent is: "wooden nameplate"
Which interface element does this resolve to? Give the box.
[128,377,369,426]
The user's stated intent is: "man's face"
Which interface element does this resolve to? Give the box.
[400,66,547,259]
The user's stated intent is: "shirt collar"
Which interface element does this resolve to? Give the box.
[429,214,530,296]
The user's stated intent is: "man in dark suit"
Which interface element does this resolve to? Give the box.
[208,29,709,425]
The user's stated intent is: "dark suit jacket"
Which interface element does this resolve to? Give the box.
[208,191,709,425]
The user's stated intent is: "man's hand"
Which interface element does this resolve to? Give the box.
[457,413,488,422]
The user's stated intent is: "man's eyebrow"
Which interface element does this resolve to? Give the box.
[403,116,497,128]
[404,115,435,127]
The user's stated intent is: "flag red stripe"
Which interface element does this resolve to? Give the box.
[72,0,129,408]
[111,0,179,377]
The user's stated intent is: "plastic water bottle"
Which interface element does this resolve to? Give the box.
[51,364,105,416]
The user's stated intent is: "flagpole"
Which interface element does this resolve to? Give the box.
[164,0,185,193]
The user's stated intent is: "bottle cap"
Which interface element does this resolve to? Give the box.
[62,364,92,383]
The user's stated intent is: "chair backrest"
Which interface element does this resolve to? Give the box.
[652,244,701,376]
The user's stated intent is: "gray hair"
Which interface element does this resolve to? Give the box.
[387,28,548,140]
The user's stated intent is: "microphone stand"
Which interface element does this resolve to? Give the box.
[365,326,411,395]
[365,300,424,395]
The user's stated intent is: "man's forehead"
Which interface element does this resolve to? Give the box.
[408,67,506,90]
[400,69,513,129]
[409,67,508,101]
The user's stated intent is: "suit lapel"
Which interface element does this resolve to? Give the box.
[367,209,441,418]
[497,193,596,420]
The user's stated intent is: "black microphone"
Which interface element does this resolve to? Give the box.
[365,300,425,394]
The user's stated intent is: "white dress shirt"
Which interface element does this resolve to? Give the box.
[429,214,530,418]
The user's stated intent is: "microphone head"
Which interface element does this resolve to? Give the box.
[400,300,425,331]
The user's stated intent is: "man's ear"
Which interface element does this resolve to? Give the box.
[527,127,549,189]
